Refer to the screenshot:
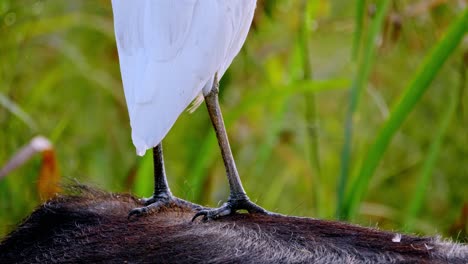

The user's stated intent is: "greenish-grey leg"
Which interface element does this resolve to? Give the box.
[192,75,269,221]
[128,143,202,219]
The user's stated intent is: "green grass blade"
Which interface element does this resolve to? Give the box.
[337,0,391,219]
[0,92,38,131]
[299,0,322,216]
[352,0,366,60]
[344,9,468,220]
[404,86,458,231]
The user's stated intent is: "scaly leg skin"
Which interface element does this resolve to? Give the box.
[192,75,271,221]
[128,144,203,219]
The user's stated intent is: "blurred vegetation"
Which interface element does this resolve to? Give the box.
[0,0,467,242]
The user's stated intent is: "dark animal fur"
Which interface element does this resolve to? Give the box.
[0,185,466,263]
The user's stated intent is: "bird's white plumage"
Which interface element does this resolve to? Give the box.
[111,0,256,155]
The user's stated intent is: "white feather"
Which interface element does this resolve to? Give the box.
[111,0,257,156]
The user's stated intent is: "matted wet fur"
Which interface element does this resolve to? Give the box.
[0,185,466,263]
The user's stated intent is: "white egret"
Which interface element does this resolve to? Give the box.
[111,0,269,220]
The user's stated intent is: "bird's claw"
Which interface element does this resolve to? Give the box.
[128,195,168,220]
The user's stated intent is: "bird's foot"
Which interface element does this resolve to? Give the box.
[192,196,270,221]
[128,193,203,219]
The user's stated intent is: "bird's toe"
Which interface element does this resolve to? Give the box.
[139,196,157,206]
[192,204,232,222]
[128,206,149,220]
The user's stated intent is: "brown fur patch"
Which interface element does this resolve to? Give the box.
[1,185,466,263]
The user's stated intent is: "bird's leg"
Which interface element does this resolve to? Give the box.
[192,78,270,221]
[128,143,202,219]
[140,144,172,204]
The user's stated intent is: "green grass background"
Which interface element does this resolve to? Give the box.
[0,0,467,241]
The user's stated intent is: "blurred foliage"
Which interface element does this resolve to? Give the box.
[0,0,467,242]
